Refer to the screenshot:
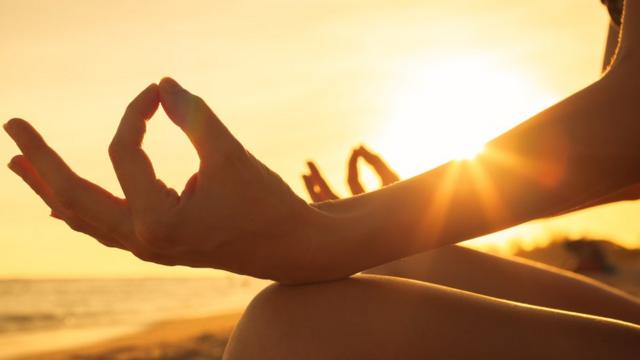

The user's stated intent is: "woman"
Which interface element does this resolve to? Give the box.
[4,0,639,358]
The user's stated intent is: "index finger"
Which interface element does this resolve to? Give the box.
[347,149,365,195]
[109,83,171,219]
[359,146,399,185]
[3,118,133,239]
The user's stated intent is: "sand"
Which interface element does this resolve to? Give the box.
[18,312,242,360]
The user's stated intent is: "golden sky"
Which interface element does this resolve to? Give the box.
[1,0,638,278]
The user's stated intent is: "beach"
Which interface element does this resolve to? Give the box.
[0,278,267,360]
[8,239,639,360]
[18,312,242,360]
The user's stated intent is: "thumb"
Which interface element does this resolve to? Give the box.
[158,77,240,166]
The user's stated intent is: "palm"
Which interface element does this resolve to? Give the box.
[5,78,316,281]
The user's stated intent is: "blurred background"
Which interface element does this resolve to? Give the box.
[1,0,638,358]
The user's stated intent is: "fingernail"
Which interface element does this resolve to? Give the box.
[3,119,18,136]
[161,77,184,93]
[7,161,21,175]
[7,154,22,169]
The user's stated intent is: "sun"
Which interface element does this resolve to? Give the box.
[372,55,555,178]
[453,144,486,161]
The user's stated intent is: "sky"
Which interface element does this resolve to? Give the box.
[1,0,639,278]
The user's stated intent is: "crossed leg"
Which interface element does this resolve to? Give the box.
[224,274,640,360]
[364,245,640,324]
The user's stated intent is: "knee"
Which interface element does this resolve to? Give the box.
[224,276,388,359]
[223,284,277,359]
[223,281,340,359]
[231,281,305,333]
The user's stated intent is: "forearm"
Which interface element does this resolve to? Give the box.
[304,58,640,283]
[287,3,640,283]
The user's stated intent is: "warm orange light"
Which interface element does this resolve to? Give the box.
[374,55,555,178]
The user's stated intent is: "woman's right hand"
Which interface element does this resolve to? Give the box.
[5,78,334,283]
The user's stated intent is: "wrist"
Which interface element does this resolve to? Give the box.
[280,198,377,284]
[275,202,346,284]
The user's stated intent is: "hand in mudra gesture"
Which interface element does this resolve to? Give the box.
[5,78,323,282]
[303,146,400,202]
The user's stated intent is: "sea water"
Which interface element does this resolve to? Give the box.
[0,277,268,359]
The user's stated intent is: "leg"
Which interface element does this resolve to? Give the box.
[364,245,640,324]
[224,275,639,360]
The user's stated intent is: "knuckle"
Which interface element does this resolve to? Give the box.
[193,95,207,108]
[193,96,214,118]
[191,96,211,120]
[124,102,142,117]
[108,140,125,160]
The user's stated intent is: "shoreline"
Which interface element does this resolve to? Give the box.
[15,311,244,360]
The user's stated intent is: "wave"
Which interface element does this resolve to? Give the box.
[0,312,65,333]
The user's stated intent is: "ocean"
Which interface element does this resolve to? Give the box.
[0,277,269,359]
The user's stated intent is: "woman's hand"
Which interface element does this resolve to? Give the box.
[303,146,399,201]
[5,78,328,282]
[356,146,400,187]
[303,161,339,202]
[6,1,640,285]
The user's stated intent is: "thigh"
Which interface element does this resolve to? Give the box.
[365,245,640,324]
[224,275,640,360]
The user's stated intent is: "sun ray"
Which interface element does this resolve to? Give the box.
[373,55,555,179]
[420,161,462,247]
[465,158,510,226]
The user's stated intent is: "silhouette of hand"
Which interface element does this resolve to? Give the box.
[303,145,399,201]
[346,147,365,195]
[351,145,399,191]
[303,161,339,202]
[5,78,323,282]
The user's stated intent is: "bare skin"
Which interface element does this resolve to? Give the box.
[4,1,640,358]
[303,145,400,201]
[225,4,640,358]
[305,146,640,324]
[365,246,640,324]
[224,275,640,360]
[5,13,640,283]
[5,80,318,281]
